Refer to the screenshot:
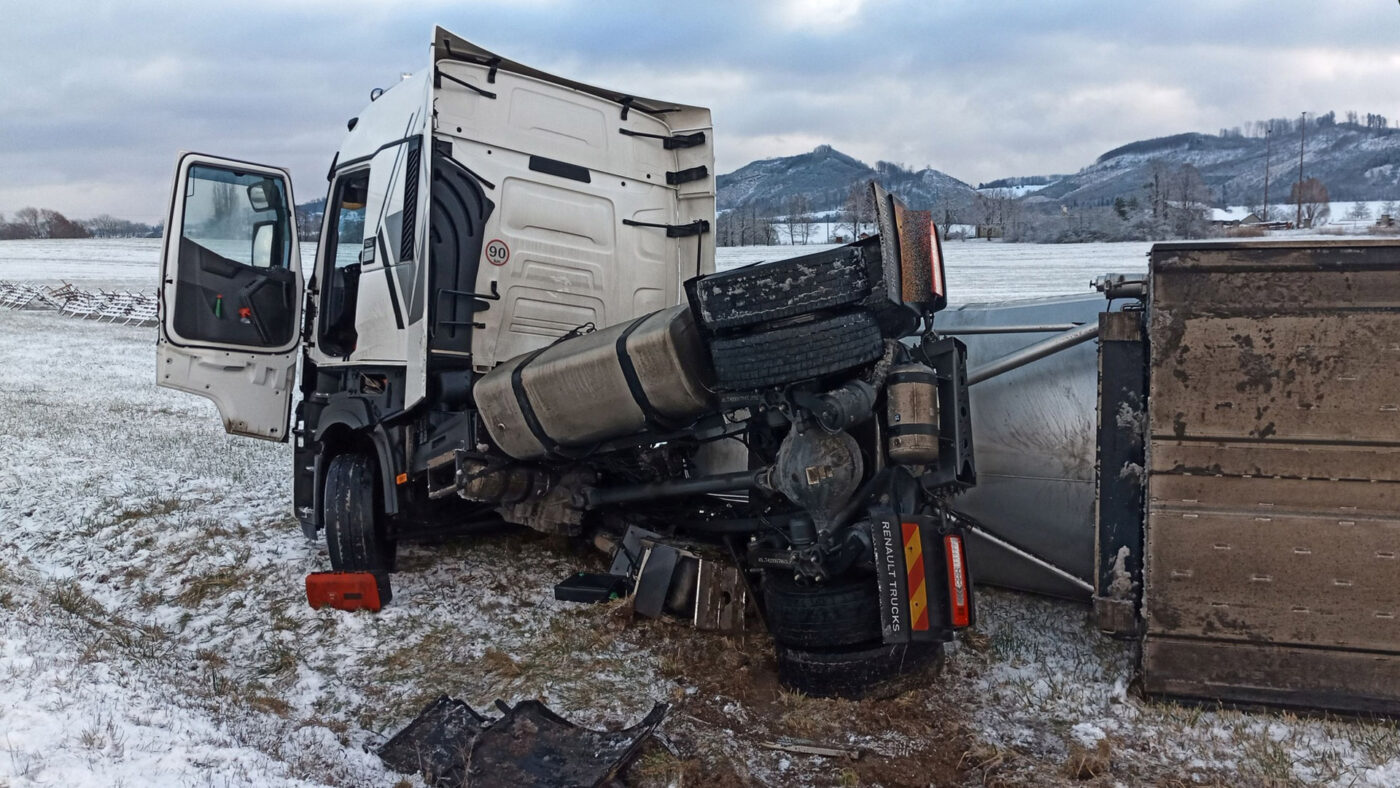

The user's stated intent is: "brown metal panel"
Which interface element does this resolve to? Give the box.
[1146,510,1400,649]
[1144,240,1400,712]
[1143,636,1400,715]
[1149,312,1400,443]
[1149,474,1400,517]
[1148,440,1400,482]
[1153,269,1400,311]
[1151,240,1400,276]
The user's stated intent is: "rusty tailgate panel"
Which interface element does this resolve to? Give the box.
[1143,240,1400,713]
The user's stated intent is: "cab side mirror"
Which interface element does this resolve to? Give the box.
[251,220,276,268]
[247,181,275,212]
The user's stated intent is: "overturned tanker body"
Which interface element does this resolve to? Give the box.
[944,241,1400,716]
[156,26,976,697]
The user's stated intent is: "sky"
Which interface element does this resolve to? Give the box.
[3,0,1399,223]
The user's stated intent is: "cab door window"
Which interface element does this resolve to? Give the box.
[318,170,370,356]
[172,165,297,347]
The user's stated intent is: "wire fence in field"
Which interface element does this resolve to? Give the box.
[0,280,158,326]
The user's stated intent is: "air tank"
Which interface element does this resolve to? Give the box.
[885,363,940,464]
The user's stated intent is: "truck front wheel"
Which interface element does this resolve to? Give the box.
[324,452,397,572]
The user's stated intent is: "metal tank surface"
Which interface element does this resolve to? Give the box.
[475,305,713,460]
[935,292,1125,599]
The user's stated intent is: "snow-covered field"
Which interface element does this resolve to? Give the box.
[2,238,1399,786]
[0,236,1149,305]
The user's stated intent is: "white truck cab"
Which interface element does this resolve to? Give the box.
[160,26,714,446]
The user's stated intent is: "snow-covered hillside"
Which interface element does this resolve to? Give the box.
[717,145,978,215]
[1037,125,1400,206]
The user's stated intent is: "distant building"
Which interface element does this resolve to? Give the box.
[1209,208,1263,227]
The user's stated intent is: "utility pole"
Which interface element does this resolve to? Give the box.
[1262,124,1271,221]
[1296,111,1307,228]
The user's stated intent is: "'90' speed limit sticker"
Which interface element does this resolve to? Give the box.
[485,239,510,266]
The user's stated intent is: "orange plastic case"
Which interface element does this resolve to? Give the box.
[306,572,390,612]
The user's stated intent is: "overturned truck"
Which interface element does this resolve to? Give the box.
[157,27,973,697]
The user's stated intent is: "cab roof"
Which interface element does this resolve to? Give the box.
[432,26,709,121]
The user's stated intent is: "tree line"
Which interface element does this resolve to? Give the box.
[0,207,160,240]
[1224,110,1393,139]
[717,157,1364,247]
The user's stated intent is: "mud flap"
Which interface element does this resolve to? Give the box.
[467,700,667,786]
[378,696,667,787]
[871,511,974,644]
[377,696,488,785]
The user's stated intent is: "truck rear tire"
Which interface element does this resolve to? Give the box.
[708,311,884,390]
[775,641,943,700]
[762,572,883,649]
[324,452,397,573]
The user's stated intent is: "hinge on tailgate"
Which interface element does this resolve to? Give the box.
[618,128,707,149]
[665,166,709,185]
[434,68,497,100]
[621,218,711,238]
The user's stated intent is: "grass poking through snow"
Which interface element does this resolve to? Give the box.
[2,271,1400,785]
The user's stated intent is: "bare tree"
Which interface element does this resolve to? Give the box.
[972,188,1021,240]
[842,182,875,240]
[732,205,775,246]
[1289,178,1330,228]
[931,194,962,240]
[715,210,741,246]
[1170,164,1211,239]
[42,210,90,239]
[14,207,43,237]
[1344,202,1373,222]
[1,207,90,239]
[1144,160,1171,221]
[784,194,813,245]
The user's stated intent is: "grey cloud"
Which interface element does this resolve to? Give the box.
[2,0,1398,220]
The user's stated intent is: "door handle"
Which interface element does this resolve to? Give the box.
[195,358,248,371]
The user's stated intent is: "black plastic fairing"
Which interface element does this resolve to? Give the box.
[426,144,496,360]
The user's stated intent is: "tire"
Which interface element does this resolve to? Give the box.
[687,246,872,331]
[324,452,397,572]
[709,311,884,391]
[776,641,944,700]
[762,573,882,649]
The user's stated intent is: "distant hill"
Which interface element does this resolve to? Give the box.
[1032,122,1400,207]
[716,145,979,216]
[717,121,1400,219]
[295,198,325,241]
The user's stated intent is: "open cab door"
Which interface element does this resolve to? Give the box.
[157,153,303,441]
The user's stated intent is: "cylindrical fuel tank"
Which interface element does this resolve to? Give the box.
[474,305,713,460]
[886,363,940,464]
